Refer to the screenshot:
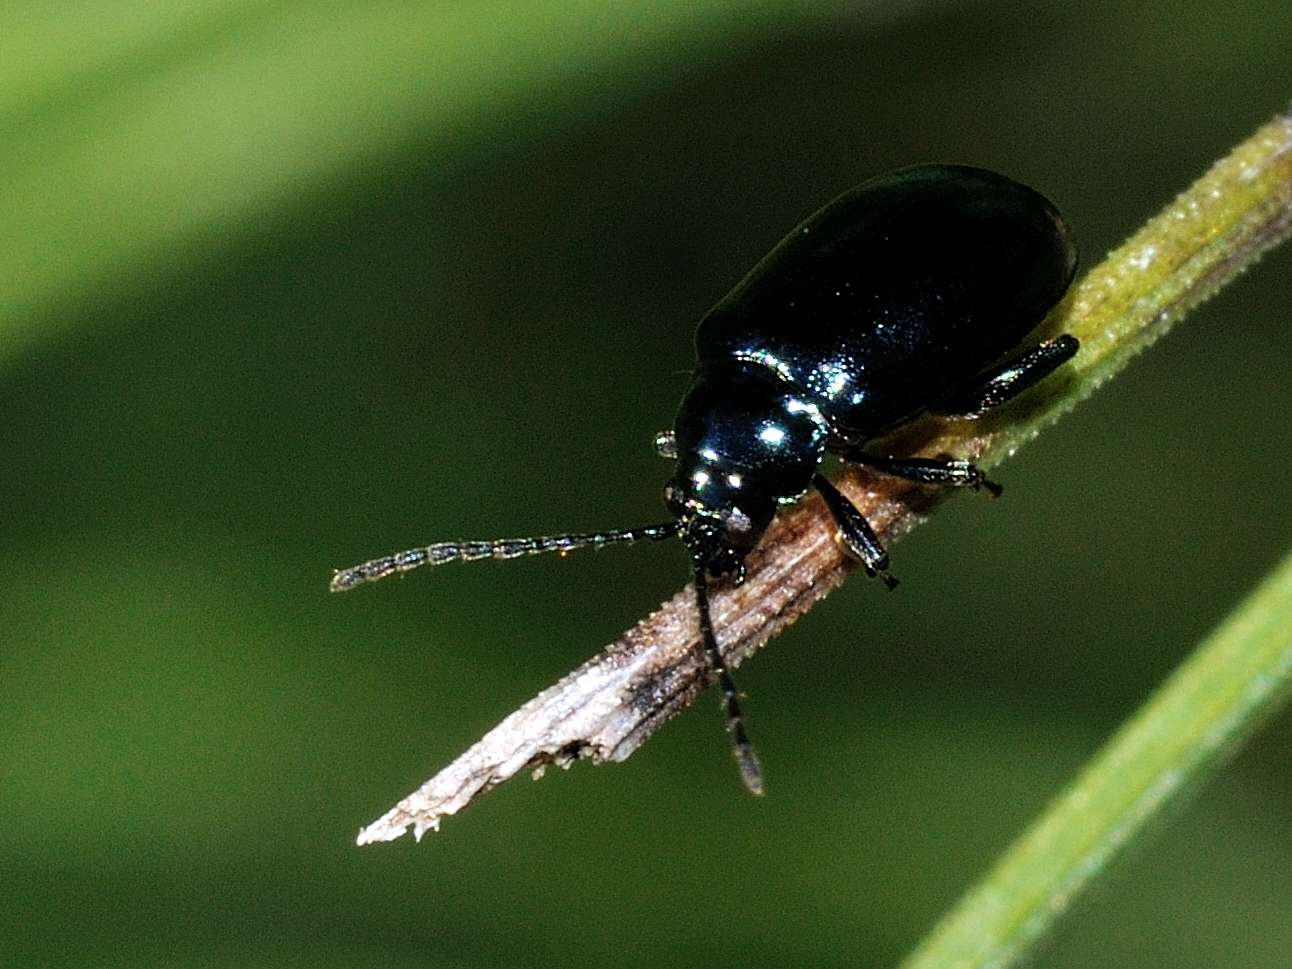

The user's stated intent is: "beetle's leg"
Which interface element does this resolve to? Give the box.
[841,453,1002,498]
[930,334,1078,419]
[840,335,1077,497]
[813,474,898,590]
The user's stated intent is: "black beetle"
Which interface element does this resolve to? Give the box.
[332,164,1079,795]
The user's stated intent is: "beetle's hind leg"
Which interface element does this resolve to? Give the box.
[813,474,898,590]
[930,334,1079,419]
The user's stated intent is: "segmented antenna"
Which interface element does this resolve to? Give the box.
[693,566,765,796]
[330,521,682,593]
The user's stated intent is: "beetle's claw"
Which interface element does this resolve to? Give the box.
[863,565,900,591]
[978,477,1003,498]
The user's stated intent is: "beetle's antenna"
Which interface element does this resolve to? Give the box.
[693,566,765,796]
[330,521,682,593]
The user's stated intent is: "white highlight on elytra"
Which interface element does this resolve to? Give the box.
[734,347,794,383]
[825,367,849,396]
[784,398,822,420]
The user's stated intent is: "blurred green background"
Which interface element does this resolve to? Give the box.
[4,2,1292,967]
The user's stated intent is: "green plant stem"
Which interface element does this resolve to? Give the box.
[899,110,1292,969]
[901,548,1292,969]
[898,107,1292,468]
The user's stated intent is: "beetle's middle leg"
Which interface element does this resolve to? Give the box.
[834,334,1078,497]
[836,452,1002,497]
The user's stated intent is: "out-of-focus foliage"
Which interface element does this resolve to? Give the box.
[3,2,1291,967]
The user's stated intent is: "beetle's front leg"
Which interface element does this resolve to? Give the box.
[813,474,898,590]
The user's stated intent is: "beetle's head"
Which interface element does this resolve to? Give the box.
[665,475,773,581]
[665,363,829,579]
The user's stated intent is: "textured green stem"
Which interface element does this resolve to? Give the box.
[900,109,1292,969]
[894,107,1292,467]
[902,549,1292,969]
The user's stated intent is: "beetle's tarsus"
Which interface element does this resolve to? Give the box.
[736,746,765,797]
